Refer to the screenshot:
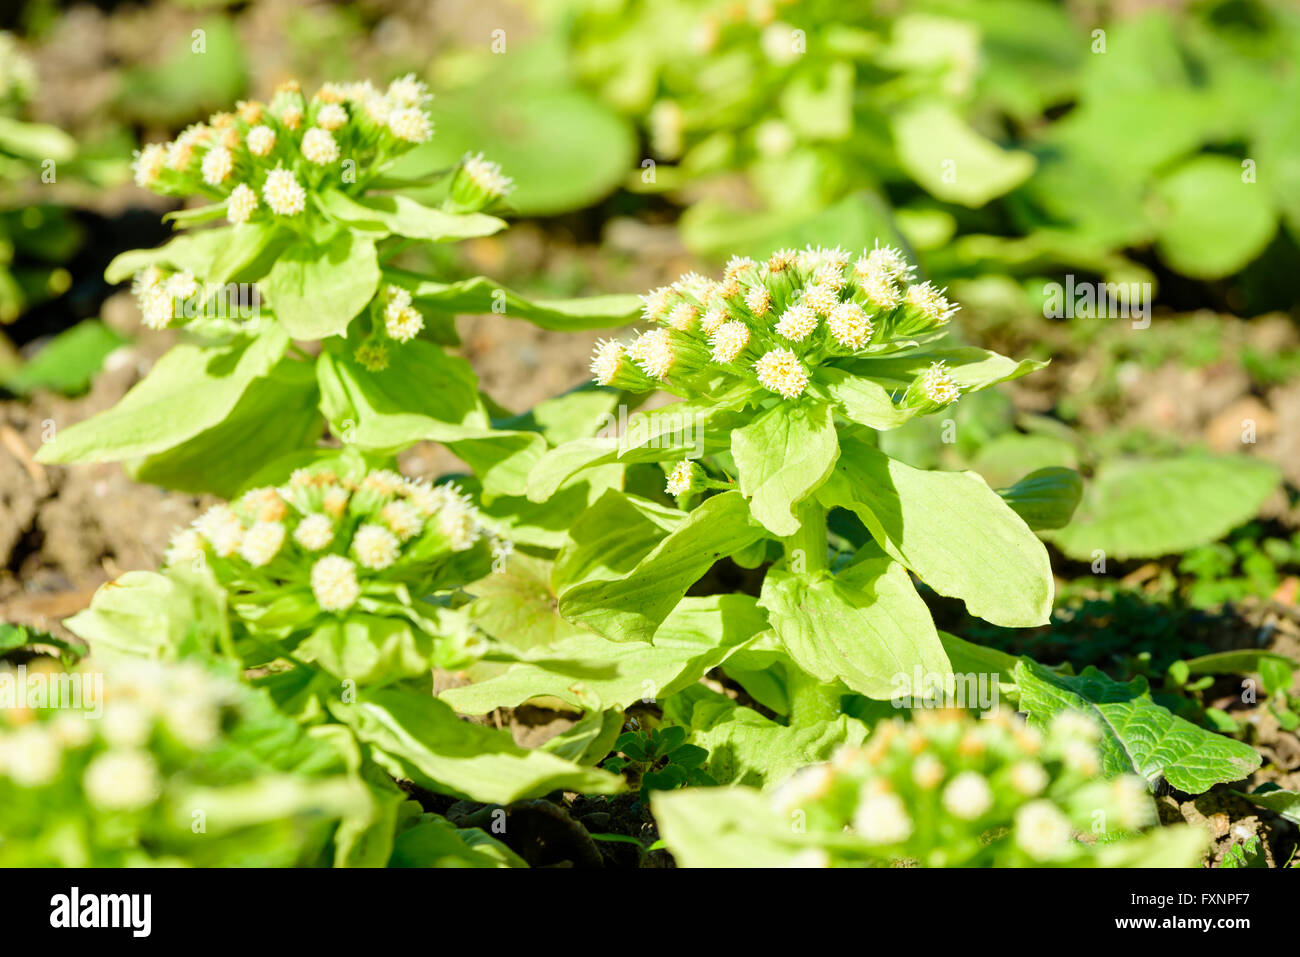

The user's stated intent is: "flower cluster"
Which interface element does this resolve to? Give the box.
[590,245,960,404]
[165,467,511,617]
[130,76,438,223]
[768,709,1157,867]
[0,659,239,813]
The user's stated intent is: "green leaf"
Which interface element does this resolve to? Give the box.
[390,813,526,868]
[2,320,126,396]
[996,467,1083,531]
[105,229,231,284]
[1237,786,1300,826]
[297,615,436,686]
[815,368,918,430]
[1152,155,1277,280]
[1014,659,1261,793]
[891,100,1035,207]
[331,688,623,804]
[442,595,767,713]
[130,356,323,497]
[652,787,806,867]
[732,401,839,536]
[1043,456,1281,560]
[1181,650,1297,680]
[64,570,229,661]
[264,232,379,339]
[0,116,76,163]
[36,324,290,466]
[663,685,868,788]
[822,436,1052,627]
[759,556,950,700]
[557,490,765,642]
[463,553,594,654]
[841,346,1047,395]
[395,270,641,331]
[316,191,506,242]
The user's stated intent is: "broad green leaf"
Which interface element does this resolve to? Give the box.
[996,467,1083,531]
[36,324,289,465]
[1152,155,1277,279]
[557,491,765,642]
[1181,650,1297,679]
[390,813,526,868]
[759,556,950,700]
[652,787,806,867]
[2,319,126,396]
[64,570,229,661]
[264,232,379,339]
[105,229,232,284]
[331,688,623,804]
[316,191,506,242]
[732,401,839,536]
[526,388,751,502]
[1237,786,1300,826]
[663,686,868,788]
[0,116,76,163]
[297,615,436,686]
[1014,659,1261,793]
[1044,456,1281,560]
[442,595,767,713]
[891,100,1035,207]
[822,437,1052,627]
[130,356,323,497]
[815,367,918,430]
[841,346,1047,394]
[463,553,595,654]
[394,270,641,331]
[539,711,624,767]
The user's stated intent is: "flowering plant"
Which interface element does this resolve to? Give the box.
[35,77,639,498]
[653,710,1208,868]
[65,461,624,813]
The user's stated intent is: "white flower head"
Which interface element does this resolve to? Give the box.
[699,307,729,335]
[239,521,286,567]
[1113,776,1156,831]
[802,283,840,317]
[859,271,902,311]
[666,302,698,332]
[853,791,913,845]
[665,460,697,496]
[132,143,167,188]
[387,72,432,107]
[827,301,874,349]
[921,362,960,405]
[630,327,675,380]
[1009,760,1049,797]
[942,771,994,820]
[293,513,335,551]
[709,321,750,364]
[388,106,432,143]
[771,764,835,813]
[6,726,61,786]
[102,700,153,747]
[300,127,339,165]
[640,286,673,323]
[262,167,306,216]
[461,151,514,199]
[385,304,424,342]
[744,285,772,318]
[84,750,160,811]
[775,304,817,342]
[311,555,360,612]
[226,183,258,224]
[912,753,945,789]
[438,495,481,552]
[195,504,243,557]
[861,244,915,283]
[316,102,348,131]
[353,523,400,570]
[754,348,808,399]
[246,125,276,157]
[380,501,423,542]
[590,338,627,386]
[1014,800,1073,861]
[905,281,958,323]
[200,145,234,185]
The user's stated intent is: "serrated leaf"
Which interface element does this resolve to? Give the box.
[1014,658,1261,793]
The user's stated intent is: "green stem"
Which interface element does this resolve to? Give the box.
[781,499,842,726]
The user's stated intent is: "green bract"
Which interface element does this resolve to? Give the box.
[653,709,1208,868]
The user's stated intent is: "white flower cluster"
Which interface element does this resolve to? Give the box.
[129,75,438,224]
[129,265,200,330]
[167,468,510,616]
[767,709,1156,867]
[0,660,239,811]
[590,245,959,404]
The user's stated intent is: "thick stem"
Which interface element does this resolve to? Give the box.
[781,499,841,725]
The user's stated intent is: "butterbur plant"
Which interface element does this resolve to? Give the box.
[652,710,1208,868]
[525,244,1067,728]
[35,77,640,498]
